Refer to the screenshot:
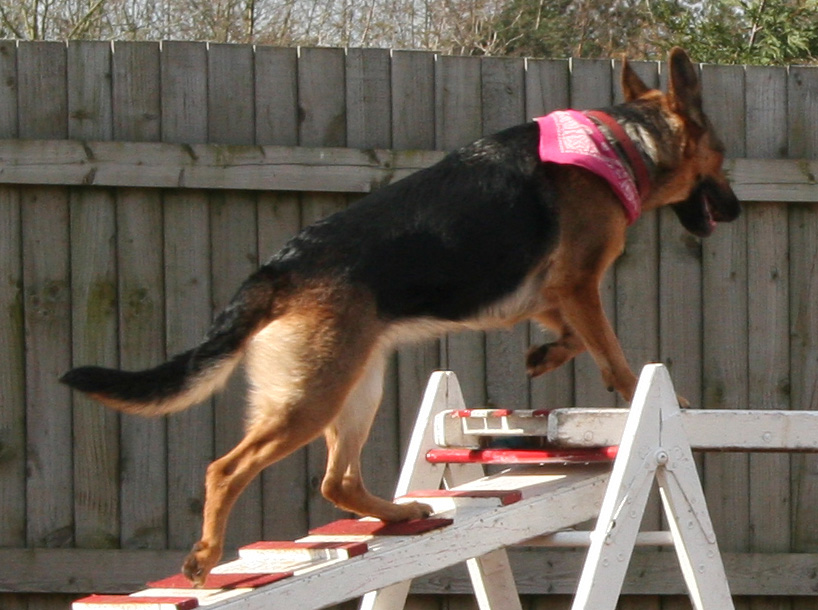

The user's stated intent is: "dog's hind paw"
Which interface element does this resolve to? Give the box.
[397,500,434,521]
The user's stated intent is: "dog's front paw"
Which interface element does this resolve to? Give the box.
[526,344,552,377]
[182,541,221,587]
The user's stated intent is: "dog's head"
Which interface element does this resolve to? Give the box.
[622,48,741,237]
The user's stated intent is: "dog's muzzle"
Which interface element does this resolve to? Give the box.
[672,177,741,238]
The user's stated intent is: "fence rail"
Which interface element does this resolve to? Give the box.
[0,39,817,610]
[0,139,817,201]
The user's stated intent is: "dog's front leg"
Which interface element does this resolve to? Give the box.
[555,278,638,402]
[526,306,587,377]
[538,185,638,402]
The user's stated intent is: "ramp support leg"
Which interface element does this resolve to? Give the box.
[362,371,523,610]
[571,364,733,610]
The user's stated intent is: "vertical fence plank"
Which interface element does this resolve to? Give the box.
[612,60,661,387]
[789,65,818,604]
[568,58,616,407]
[112,40,167,551]
[482,57,529,410]
[436,54,485,408]
[0,39,24,557]
[67,39,121,551]
[657,58,703,419]
[346,47,402,505]
[346,47,391,148]
[0,38,27,610]
[207,42,262,551]
[254,45,309,540]
[391,50,436,149]
[390,50,440,452]
[611,60,663,610]
[700,67,750,601]
[744,66,792,610]
[19,42,74,558]
[525,58,570,117]
[160,40,213,551]
[18,42,72,610]
[525,58,574,410]
[297,46,349,528]
[255,45,299,148]
[298,46,347,149]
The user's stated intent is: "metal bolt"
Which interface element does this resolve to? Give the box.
[655,449,669,465]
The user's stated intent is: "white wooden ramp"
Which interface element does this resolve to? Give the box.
[71,371,612,610]
[73,364,818,610]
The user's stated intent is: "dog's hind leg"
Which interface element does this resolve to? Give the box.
[321,350,432,522]
[183,301,384,585]
[183,414,322,585]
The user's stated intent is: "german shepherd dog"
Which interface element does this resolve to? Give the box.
[62,48,739,584]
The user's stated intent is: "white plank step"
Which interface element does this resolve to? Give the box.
[210,465,610,610]
[436,407,818,451]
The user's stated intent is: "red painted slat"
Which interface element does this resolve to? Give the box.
[72,595,198,610]
[308,518,453,537]
[425,446,618,464]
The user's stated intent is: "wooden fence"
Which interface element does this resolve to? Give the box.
[0,39,817,610]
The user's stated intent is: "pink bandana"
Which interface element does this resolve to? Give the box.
[536,110,642,224]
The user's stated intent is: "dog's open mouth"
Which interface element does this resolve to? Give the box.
[672,177,741,237]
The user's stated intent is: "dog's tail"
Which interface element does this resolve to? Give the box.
[61,266,280,417]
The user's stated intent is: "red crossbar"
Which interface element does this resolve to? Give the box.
[449,409,551,418]
[426,446,618,464]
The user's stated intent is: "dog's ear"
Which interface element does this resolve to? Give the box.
[621,57,651,102]
[668,47,705,129]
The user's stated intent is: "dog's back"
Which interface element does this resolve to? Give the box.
[61,120,559,414]
[274,121,559,322]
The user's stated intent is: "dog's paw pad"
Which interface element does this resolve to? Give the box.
[525,344,551,377]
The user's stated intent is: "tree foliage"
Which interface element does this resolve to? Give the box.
[484,0,818,64]
[651,0,818,64]
[0,0,815,65]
